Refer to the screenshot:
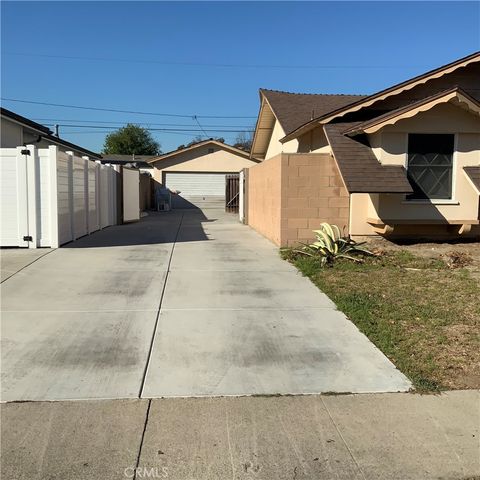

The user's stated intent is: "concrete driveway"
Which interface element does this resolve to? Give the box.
[1,209,410,401]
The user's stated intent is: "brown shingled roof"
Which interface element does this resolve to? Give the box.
[324,123,413,194]
[464,167,480,192]
[260,89,365,136]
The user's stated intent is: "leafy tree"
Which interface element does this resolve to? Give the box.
[233,131,253,152]
[103,124,161,155]
[186,136,225,147]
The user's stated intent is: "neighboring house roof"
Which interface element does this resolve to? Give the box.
[464,167,480,193]
[43,134,102,159]
[260,89,366,136]
[101,154,155,162]
[101,154,154,168]
[0,107,51,135]
[344,87,480,136]
[1,107,101,159]
[324,123,413,194]
[281,50,480,143]
[148,139,253,163]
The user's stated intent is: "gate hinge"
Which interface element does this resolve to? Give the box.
[23,235,33,242]
[21,149,31,156]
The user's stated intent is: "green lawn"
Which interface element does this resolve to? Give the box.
[282,249,480,391]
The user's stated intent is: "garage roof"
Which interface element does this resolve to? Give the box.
[148,139,253,163]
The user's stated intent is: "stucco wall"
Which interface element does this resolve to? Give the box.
[367,103,480,225]
[246,154,283,245]
[1,118,98,158]
[1,119,23,148]
[297,126,331,154]
[247,153,350,247]
[152,145,256,183]
[264,120,299,160]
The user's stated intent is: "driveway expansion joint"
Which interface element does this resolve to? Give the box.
[0,248,56,284]
[139,213,184,398]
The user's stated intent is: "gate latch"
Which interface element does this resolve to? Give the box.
[23,235,33,242]
[21,149,31,156]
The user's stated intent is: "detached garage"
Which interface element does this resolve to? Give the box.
[149,139,257,209]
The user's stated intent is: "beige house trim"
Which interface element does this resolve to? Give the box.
[250,95,277,160]
[346,88,480,136]
[280,51,480,143]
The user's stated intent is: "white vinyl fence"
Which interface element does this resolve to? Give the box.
[1,145,119,248]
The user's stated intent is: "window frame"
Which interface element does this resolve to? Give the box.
[404,133,457,203]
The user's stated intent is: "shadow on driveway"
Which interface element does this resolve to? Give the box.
[62,208,219,248]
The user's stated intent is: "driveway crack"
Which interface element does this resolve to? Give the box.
[133,398,152,480]
[320,396,367,480]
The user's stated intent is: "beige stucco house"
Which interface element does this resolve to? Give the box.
[246,51,480,246]
[149,139,258,208]
[1,108,101,159]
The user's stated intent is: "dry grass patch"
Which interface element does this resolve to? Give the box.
[282,249,480,391]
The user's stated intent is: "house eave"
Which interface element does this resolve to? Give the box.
[280,51,480,143]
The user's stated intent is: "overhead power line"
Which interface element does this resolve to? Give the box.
[61,130,207,137]
[31,117,254,128]
[44,123,253,133]
[3,52,427,70]
[193,115,209,138]
[1,97,257,119]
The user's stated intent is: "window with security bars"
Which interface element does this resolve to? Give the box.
[407,134,454,200]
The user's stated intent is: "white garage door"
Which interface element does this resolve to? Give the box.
[165,172,226,209]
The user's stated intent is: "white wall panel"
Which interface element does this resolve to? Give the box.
[37,149,52,247]
[73,157,87,239]
[56,151,73,245]
[88,162,99,232]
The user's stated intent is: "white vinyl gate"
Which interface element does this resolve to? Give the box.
[1,145,119,248]
[0,147,29,247]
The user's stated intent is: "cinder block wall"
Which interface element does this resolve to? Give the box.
[247,153,350,247]
[281,154,349,246]
[246,154,283,245]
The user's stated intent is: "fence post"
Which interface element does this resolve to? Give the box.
[48,146,59,248]
[82,156,90,233]
[66,151,75,240]
[26,145,38,248]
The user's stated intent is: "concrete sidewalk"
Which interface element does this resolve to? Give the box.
[2,391,478,480]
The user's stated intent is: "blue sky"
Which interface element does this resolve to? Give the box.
[1,1,479,153]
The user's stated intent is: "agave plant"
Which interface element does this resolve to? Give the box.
[296,223,374,266]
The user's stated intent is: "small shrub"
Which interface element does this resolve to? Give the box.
[295,223,375,267]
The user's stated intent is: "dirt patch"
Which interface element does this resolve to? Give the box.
[365,238,480,281]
